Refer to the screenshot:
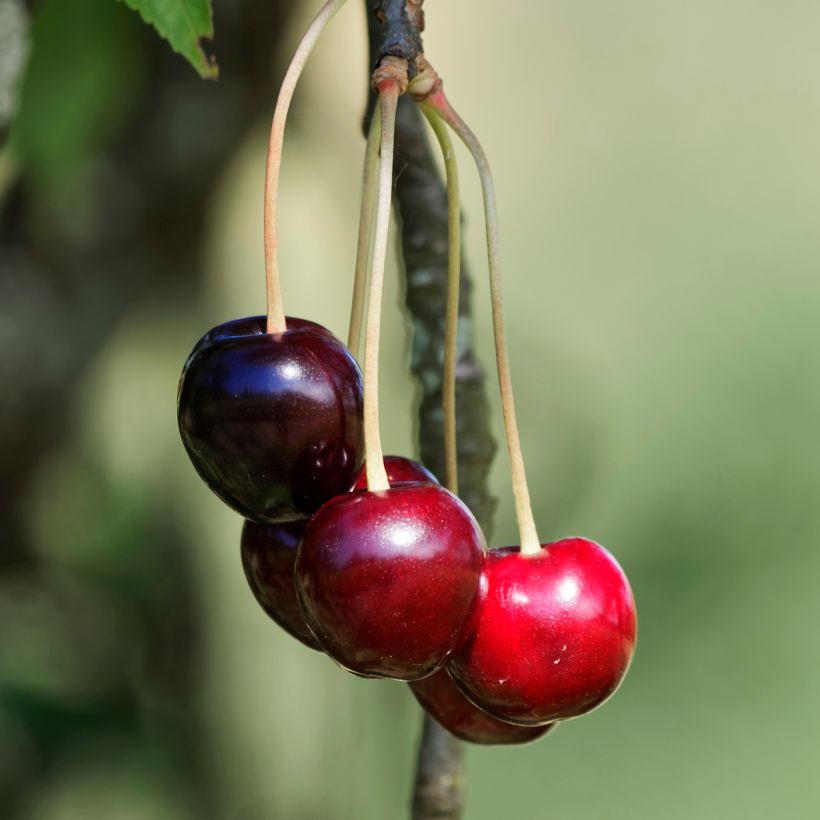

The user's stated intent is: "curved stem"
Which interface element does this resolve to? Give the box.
[363,85,400,492]
[347,106,382,357]
[425,89,540,555]
[419,102,460,496]
[263,0,350,334]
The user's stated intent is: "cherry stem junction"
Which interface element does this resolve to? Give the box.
[425,88,541,555]
[420,103,461,496]
[263,0,350,335]
[347,106,382,358]
[362,84,400,492]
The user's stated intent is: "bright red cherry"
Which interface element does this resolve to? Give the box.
[352,455,438,490]
[177,316,363,523]
[295,484,485,680]
[240,519,319,649]
[449,538,637,725]
[409,669,557,745]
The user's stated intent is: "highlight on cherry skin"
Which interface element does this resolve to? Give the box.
[449,537,637,726]
[410,668,557,746]
[351,455,438,490]
[295,483,486,681]
[240,519,319,650]
[177,316,364,524]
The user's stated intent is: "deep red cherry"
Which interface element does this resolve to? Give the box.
[449,538,637,725]
[177,316,364,523]
[240,519,319,649]
[295,484,485,680]
[351,455,438,490]
[409,669,557,745]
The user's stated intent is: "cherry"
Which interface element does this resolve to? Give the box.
[351,455,438,490]
[295,484,485,680]
[449,538,637,725]
[177,316,364,523]
[240,519,319,649]
[409,669,556,746]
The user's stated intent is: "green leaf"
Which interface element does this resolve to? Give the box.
[120,0,218,79]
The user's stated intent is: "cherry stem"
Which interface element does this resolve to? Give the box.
[419,102,461,496]
[347,106,382,358]
[425,89,541,555]
[363,84,400,492]
[263,0,349,335]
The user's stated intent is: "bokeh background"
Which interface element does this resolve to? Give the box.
[2,0,820,818]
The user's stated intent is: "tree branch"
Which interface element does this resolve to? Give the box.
[369,0,424,78]
[365,2,497,817]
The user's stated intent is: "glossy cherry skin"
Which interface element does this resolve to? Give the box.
[352,456,438,490]
[449,538,637,726]
[295,484,486,680]
[410,669,557,745]
[177,316,364,523]
[240,519,319,649]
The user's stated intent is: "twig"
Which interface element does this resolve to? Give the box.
[364,2,497,817]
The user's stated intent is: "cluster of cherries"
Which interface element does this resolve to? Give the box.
[177,0,636,748]
[178,321,636,745]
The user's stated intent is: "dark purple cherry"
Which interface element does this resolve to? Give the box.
[352,456,438,490]
[177,316,363,523]
[240,519,319,649]
[410,669,557,745]
[295,484,485,680]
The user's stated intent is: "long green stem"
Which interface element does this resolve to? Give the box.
[362,85,400,492]
[263,0,350,334]
[419,102,461,496]
[347,106,382,357]
[426,89,540,555]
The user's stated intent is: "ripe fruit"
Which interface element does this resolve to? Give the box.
[352,455,437,490]
[240,519,318,649]
[449,538,637,725]
[178,316,364,523]
[409,669,556,745]
[295,484,485,680]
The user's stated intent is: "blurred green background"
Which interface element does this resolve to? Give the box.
[2,0,820,818]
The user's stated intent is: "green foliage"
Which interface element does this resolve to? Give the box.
[8,0,142,191]
[120,0,218,79]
